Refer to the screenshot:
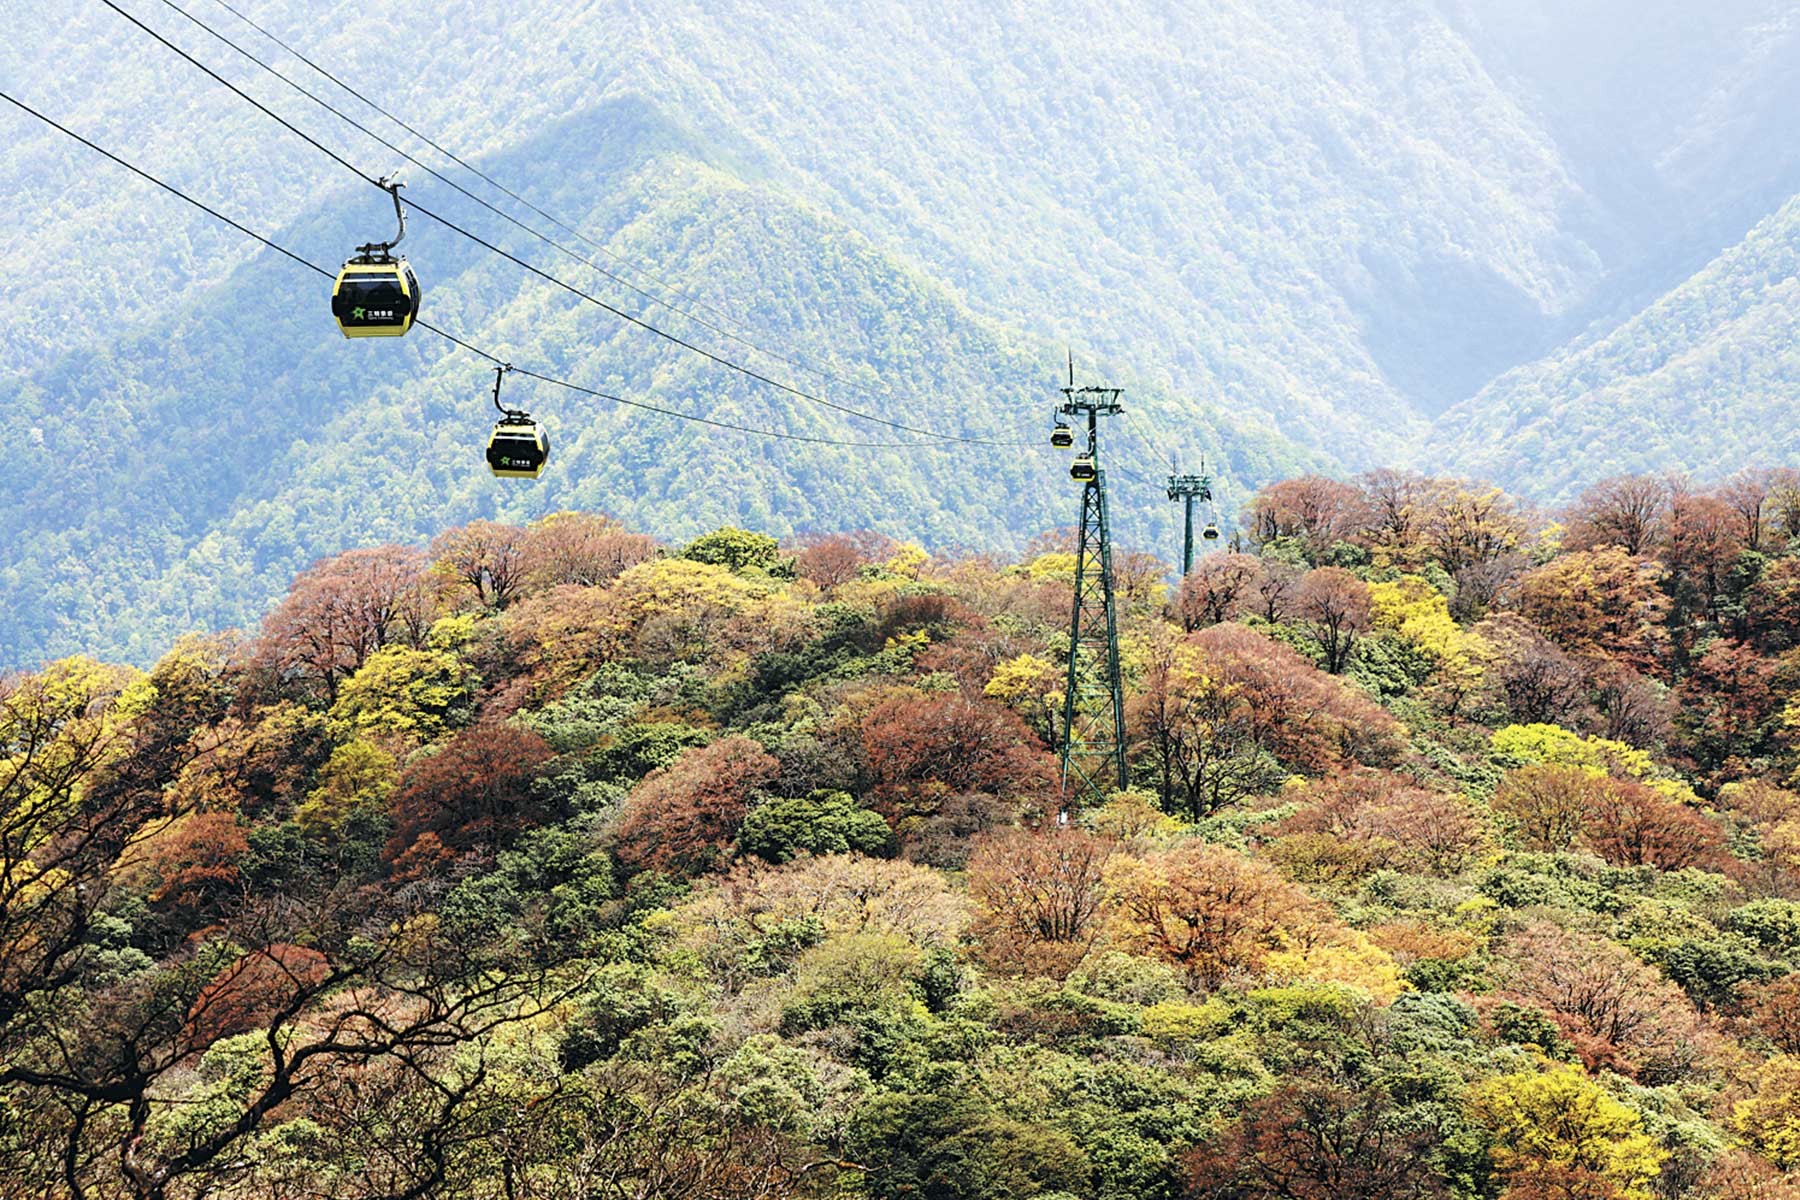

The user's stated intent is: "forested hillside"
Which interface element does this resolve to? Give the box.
[12,465,1800,1197]
[13,0,1800,669]
[1427,194,1800,500]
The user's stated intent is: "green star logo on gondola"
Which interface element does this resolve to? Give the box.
[351,306,366,319]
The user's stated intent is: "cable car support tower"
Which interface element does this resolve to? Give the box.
[1057,369,1127,807]
[1166,461,1214,576]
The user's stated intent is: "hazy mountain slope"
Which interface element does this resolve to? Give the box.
[1425,192,1800,501]
[599,0,1599,424]
[2,0,1796,668]
[1436,0,1800,347]
[0,0,1598,666]
[1,0,1602,425]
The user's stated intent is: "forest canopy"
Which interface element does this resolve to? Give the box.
[10,466,1800,1198]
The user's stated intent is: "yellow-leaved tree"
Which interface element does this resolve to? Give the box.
[327,645,473,742]
[3,656,144,841]
[1262,926,1408,1004]
[983,653,1061,742]
[1367,574,1493,712]
[1735,1056,1800,1171]
[884,542,931,580]
[1469,1065,1666,1200]
[295,739,399,839]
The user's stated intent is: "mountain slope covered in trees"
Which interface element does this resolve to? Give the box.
[4,0,1800,670]
[0,0,1649,668]
[13,463,1800,1196]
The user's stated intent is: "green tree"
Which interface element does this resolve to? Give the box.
[738,790,894,863]
[683,526,786,575]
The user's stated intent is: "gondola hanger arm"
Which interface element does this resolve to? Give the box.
[492,363,527,419]
[356,175,406,258]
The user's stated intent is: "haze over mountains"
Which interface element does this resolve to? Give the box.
[2,0,1798,667]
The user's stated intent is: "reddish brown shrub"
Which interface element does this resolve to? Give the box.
[613,736,780,876]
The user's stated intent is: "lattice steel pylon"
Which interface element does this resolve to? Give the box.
[1058,379,1127,807]
[1166,461,1214,576]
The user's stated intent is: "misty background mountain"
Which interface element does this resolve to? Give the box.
[2,0,1797,668]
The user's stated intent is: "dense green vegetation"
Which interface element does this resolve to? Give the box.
[12,466,1800,1197]
[8,0,1799,668]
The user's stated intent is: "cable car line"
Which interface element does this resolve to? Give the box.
[1122,408,1177,475]
[111,0,1030,447]
[0,90,326,279]
[4,80,1185,566]
[200,0,727,324]
[0,88,933,450]
[402,192,1034,447]
[156,0,906,409]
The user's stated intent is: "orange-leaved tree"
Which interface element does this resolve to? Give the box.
[255,545,432,700]
[1104,841,1322,990]
[386,722,555,874]
[613,735,780,877]
[967,826,1115,978]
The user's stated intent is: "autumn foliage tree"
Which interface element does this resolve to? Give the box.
[1295,566,1371,673]
[1469,1065,1666,1200]
[1356,467,1430,565]
[1417,479,1531,584]
[141,810,249,916]
[1495,922,1712,1082]
[1565,475,1670,557]
[1662,490,1744,638]
[1131,623,1404,818]
[431,519,532,611]
[1480,615,1592,727]
[1676,638,1781,776]
[1743,558,1800,652]
[1173,552,1261,630]
[1733,1056,1800,1172]
[1243,475,1367,561]
[1746,974,1800,1056]
[1590,663,1671,750]
[967,827,1114,977]
[185,942,331,1045]
[1186,1067,1457,1200]
[790,532,886,589]
[1514,548,1666,666]
[858,693,1055,822]
[613,736,781,876]
[386,722,555,873]
[1131,630,1283,818]
[1582,778,1723,870]
[0,659,163,1058]
[255,546,432,699]
[521,510,660,589]
[1492,764,1599,852]
[1277,769,1492,876]
[1104,841,1322,989]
